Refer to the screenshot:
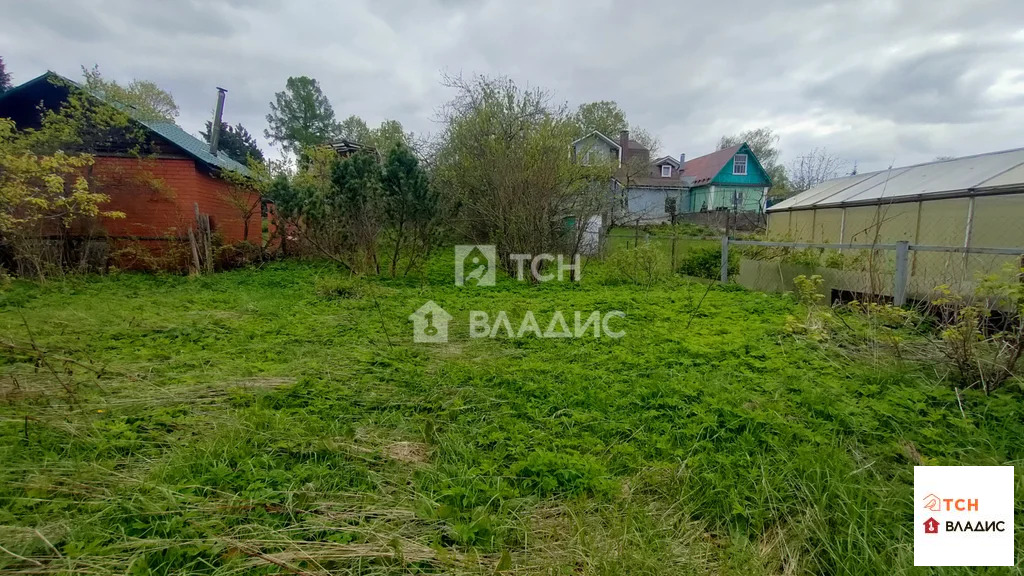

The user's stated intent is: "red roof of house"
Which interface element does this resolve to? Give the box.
[682,144,742,186]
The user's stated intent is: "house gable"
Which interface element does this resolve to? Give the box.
[652,155,680,178]
[572,131,621,166]
[711,143,771,187]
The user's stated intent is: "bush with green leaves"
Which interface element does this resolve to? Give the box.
[932,271,1024,393]
[607,241,668,288]
[313,274,364,300]
[784,274,833,340]
[677,245,738,280]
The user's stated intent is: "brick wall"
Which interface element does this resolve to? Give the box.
[90,156,260,244]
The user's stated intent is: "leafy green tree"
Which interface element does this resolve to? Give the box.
[718,127,790,200]
[330,151,383,273]
[200,121,264,164]
[381,143,434,276]
[0,119,100,237]
[573,101,660,154]
[368,119,414,155]
[573,101,627,138]
[435,73,611,271]
[81,65,179,122]
[337,115,370,142]
[289,147,343,261]
[0,56,12,94]
[0,83,150,277]
[264,76,340,154]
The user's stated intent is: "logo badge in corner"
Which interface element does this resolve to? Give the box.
[914,466,1013,566]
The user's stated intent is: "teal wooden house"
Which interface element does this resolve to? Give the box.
[682,143,772,213]
[569,131,773,223]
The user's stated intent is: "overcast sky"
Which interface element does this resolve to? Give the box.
[2,0,1023,173]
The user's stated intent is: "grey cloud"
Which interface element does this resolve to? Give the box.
[2,0,113,42]
[1,0,1023,173]
[805,41,1017,124]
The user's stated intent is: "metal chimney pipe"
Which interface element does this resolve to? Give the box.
[209,87,227,156]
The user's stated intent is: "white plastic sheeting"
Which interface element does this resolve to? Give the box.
[770,147,1024,211]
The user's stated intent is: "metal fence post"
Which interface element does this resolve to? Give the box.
[721,235,730,283]
[894,240,910,306]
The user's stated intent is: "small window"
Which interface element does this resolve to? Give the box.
[661,164,671,177]
[733,154,748,175]
[583,150,592,166]
[665,196,677,214]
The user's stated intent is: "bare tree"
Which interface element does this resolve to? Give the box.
[788,148,847,193]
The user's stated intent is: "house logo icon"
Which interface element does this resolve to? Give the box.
[922,494,940,512]
[923,517,940,534]
[455,245,496,287]
[409,301,453,343]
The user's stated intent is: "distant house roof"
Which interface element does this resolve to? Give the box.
[0,71,250,177]
[652,155,679,167]
[627,139,648,151]
[625,176,687,189]
[570,130,620,151]
[328,138,374,155]
[681,144,742,186]
[769,146,1024,212]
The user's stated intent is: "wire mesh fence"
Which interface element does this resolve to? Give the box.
[600,226,1024,309]
[726,239,1024,309]
[603,229,721,275]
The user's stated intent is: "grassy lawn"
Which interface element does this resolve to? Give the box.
[1,258,1021,574]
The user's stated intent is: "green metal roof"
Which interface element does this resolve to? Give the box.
[0,71,250,177]
[141,119,250,176]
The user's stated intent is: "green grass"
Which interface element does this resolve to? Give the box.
[0,257,1021,574]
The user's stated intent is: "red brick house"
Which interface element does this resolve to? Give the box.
[0,72,262,268]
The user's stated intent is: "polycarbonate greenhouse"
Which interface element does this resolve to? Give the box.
[767,147,1024,249]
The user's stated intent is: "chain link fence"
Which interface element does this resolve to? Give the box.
[601,225,1024,309]
[604,229,720,275]
[725,239,1024,308]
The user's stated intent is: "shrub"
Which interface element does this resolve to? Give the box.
[678,246,737,280]
[215,241,263,271]
[785,274,832,341]
[932,273,1024,393]
[314,274,363,299]
[510,450,615,498]
[108,239,191,273]
[607,242,667,288]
